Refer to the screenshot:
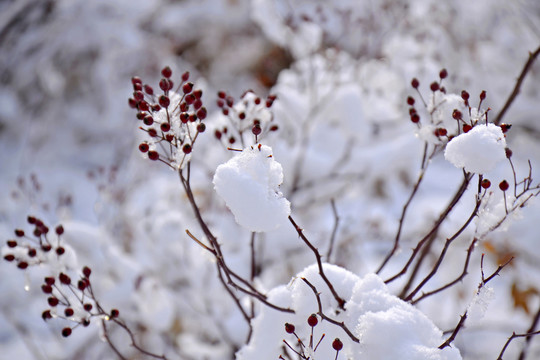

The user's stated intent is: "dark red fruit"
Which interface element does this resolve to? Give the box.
[439,69,448,79]
[42,310,52,321]
[411,78,420,88]
[7,240,17,248]
[407,96,415,106]
[284,323,295,334]
[161,66,172,78]
[463,124,472,133]
[148,150,159,161]
[499,180,509,191]
[48,297,59,307]
[64,308,74,317]
[480,90,486,100]
[481,179,491,189]
[55,225,64,235]
[3,254,15,262]
[41,284,53,294]
[197,123,206,133]
[84,303,93,312]
[110,309,120,318]
[62,327,72,337]
[307,314,318,327]
[15,229,24,237]
[59,273,71,285]
[430,82,439,92]
[83,266,92,278]
[182,144,192,154]
[56,247,65,256]
[139,143,149,153]
[332,338,343,351]
[17,261,28,269]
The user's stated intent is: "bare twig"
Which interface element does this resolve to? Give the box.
[498,330,540,360]
[326,199,340,261]
[518,303,540,360]
[494,46,540,126]
[289,216,346,309]
[301,278,359,343]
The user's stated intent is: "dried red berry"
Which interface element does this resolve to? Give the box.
[196,108,207,120]
[499,180,509,191]
[41,284,53,293]
[42,244,52,252]
[505,148,513,158]
[42,310,52,321]
[463,124,472,133]
[139,143,149,153]
[144,84,154,95]
[56,247,65,256]
[128,98,138,109]
[439,69,448,79]
[479,90,486,100]
[181,71,190,82]
[84,303,93,311]
[481,179,491,189]
[110,309,120,318]
[161,123,171,132]
[7,240,17,248]
[284,323,295,334]
[159,79,169,91]
[182,144,192,154]
[148,128,158,137]
[3,254,15,262]
[214,130,222,140]
[217,91,226,99]
[131,77,142,86]
[48,297,59,307]
[62,327,72,337]
[407,96,415,106]
[435,128,447,137]
[64,308,74,317]
[15,229,24,237]
[17,261,28,269]
[410,113,420,123]
[222,108,229,116]
[78,280,87,291]
[500,123,512,133]
[45,277,55,285]
[28,248,37,257]
[252,125,262,136]
[193,89,203,99]
[83,266,92,278]
[59,273,71,285]
[148,151,159,161]
[143,116,154,126]
[185,94,196,105]
[189,114,197,122]
[197,123,206,133]
[161,66,172,78]
[193,99,203,110]
[411,78,420,88]
[159,95,170,108]
[134,91,144,101]
[430,82,439,92]
[138,101,149,112]
[182,82,194,94]
[27,216,36,224]
[307,314,318,327]
[461,90,470,101]
[55,225,64,235]
[270,125,279,131]
[332,338,343,351]
[452,109,462,120]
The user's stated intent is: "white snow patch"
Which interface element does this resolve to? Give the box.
[444,124,507,174]
[213,145,291,232]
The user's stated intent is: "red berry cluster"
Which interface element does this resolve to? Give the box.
[128,67,207,169]
[407,70,512,140]
[3,216,67,269]
[215,90,278,147]
[40,265,120,338]
[280,314,344,359]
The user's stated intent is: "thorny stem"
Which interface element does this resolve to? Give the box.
[497,330,540,360]
[494,46,540,126]
[301,278,360,343]
[439,256,513,349]
[385,173,472,284]
[289,216,346,309]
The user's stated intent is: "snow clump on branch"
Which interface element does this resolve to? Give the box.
[213,145,291,232]
[444,123,507,174]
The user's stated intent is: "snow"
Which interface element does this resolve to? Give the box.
[444,124,507,174]
[213,145,291,232]
[467,285,495,326]
[237,264,462,360]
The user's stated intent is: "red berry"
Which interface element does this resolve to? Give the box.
[439,68,448,79]
[42,310,52,321]
[252,125,262,136]
[56,247,65,256]
[270,125,279,131]
[332,338,343,351]
[307,314,318,327]
[410,113,420,123]
[110,309,120,318]
[59,273,71,285]
[159,95,170,108]
[134,90,144,101]
[238,112,246,120]
[411,78,420,88]
[196,107,207,120]
[505,148,513,158]
[160,123,171,132]
[17,261,28,269]
[161,66,172,78]
[143,116,154,126]
[148,151,159,161]
[284,323,295,334]
[182,144,192,154]
[254,97,261,105]
[139,143,149,153]
[407,96,415,106]
[430,82,439,92]
[193,89,203,99]
[159,79,169,91]
[42,284,53,294]
[182,82,194,94]
[181,71,190,82]
[84,303,93,312]
[78,280,87,291]
[138,100,149,111]
[144,84,154,95]
[7,240,17,248]
[83,266,92,278]
[197,123,206,133]
[179,112,189,123]
[15,229,24,237]
[3,254,15,262]
[193,99,203,110]
[499,180,509,191]
[461,90,469,101]
[214,130,222,140]
[128,98,138,109]
[45,277,55,285]
[42,244,52,252]
[481,179,491,189]
[131,77,142,86]
[452,109,462,120]
[64,308,74,317]
[228,137,236,144]
[500,123,512,133]
[55,225,64,235]
[463,124,472,133]
[148,128,158,137]
[48,297,59,307]
[185,94,196,105]
[62,327,72,337]
[480,90,486,100]
[27,216,36,224]
[28,248,37,257]
[436,128,447,137]
[189,114,197,122]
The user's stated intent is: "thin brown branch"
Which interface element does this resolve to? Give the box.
[301,278,359,343]
[518,303,540,360]
[289,216,346,309]
[326,199,340,261]
[494,46,540,126]
[377,142,429,274]
[498,330,540,360]
[385,174,472,284]
[101,320,128,360]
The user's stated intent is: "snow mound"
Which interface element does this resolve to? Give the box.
[237,264,462,360]
[444,124,507,174]
[213,145,291,232]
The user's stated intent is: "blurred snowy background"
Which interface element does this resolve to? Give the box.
[1,0,540,359]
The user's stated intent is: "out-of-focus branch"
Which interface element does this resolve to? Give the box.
[494,46,540,126]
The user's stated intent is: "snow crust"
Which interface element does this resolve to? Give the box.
[237,264,462,360]
[444,124,507,174]
[213,145,291,232]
